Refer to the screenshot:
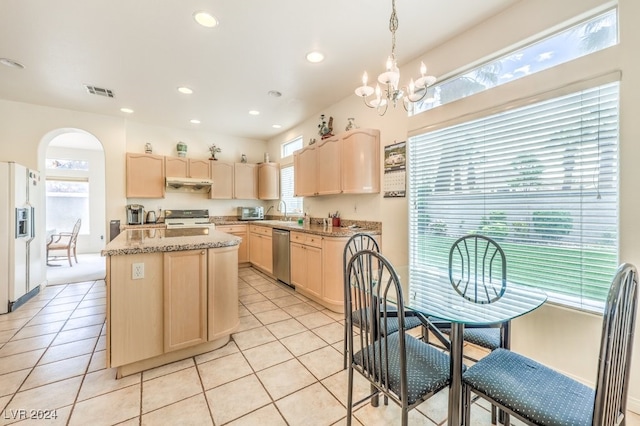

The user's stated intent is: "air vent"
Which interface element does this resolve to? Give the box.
[84,85,114,98]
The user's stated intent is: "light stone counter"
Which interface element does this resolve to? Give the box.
[102,228,241,256]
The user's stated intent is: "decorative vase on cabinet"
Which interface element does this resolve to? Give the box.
[176,141,187,157]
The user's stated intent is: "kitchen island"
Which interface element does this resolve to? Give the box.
[102,228,241,378]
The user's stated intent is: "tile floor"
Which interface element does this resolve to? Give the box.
[1,267,639,425]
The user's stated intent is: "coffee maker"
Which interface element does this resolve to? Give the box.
[126,204,145,225]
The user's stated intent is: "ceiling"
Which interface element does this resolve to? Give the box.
[0,0,520,140]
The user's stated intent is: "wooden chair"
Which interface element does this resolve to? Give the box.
[462,263,638,426]
[47,219,81,267]
[345,249,452,426]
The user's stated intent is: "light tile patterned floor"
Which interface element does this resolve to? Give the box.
[1,267,639,425]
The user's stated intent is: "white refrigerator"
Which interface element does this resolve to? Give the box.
[0,161,44,314]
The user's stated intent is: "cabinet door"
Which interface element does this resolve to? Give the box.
[262,235,273,274]
[208,246,239,341]
[249,232,262,266]
[126,153,166,198]
[294,146,316,196]
[217,225,249,264]
[305,245,323,298]
[342,129,380,193]
[163,250,207,352]
[234,163,258,199]
[108,253,164,367]
[258,163,280,200]
[290,242,306,288]
[165,157,189,178]
[189,159,211,179]
[316,137,342,195]
[210,162,234,199]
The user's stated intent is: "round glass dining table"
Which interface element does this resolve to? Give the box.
[402,266,548,426]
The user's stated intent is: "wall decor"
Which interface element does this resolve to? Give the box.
[383,141,406,197]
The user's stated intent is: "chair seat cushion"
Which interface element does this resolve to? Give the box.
[462,348,594,426]
[352,307,422,337]
[440,326,501,350]
[354,333,452,405]
[48,242,71,250]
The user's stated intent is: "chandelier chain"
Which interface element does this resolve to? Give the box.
[389,0,398,59]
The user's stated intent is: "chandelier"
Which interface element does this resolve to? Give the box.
[354,0,436,115]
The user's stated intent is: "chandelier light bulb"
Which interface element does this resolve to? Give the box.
[420,61,427,77]
[362,72,368,86]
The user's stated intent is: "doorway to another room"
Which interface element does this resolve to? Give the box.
[43,130,106,285]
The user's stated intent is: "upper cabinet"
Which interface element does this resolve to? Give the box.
[294,128,380,197]
[165,157,211,179]
[210,161,234,199]
[126,153,166,198]
[234,163,258,200]
[258,163,280,200]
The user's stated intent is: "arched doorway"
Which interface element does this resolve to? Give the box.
[40,129,106,284]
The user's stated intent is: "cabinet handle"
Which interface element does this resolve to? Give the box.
[201,251,205,255]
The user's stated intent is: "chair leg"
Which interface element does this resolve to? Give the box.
[343,323,348,370]
[67,246,72,267]
[346,364,354,426]
[73,246,78,264]
[401,408,408,426]
[462,384,472,426]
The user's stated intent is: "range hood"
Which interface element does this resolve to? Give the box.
[165,177,213,193]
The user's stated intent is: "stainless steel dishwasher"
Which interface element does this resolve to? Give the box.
[272,229,291,287]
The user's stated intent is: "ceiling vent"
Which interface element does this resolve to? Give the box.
[84,85,114,98]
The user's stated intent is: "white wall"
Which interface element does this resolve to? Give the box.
[267,0,640,412]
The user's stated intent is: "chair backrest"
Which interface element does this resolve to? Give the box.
[449,234,506,304]
[593,263,638,426]
[343,233,380,311]
[346,249,408,397]
[70,219,81,246]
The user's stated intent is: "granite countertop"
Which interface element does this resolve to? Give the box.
[102,228,241,256]
[237,220,381,237]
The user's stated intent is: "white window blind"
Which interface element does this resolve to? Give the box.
[280,165,303,215]
[408,82,619,311]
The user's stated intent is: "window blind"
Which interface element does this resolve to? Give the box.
[408,82,619,311]
[280,165,303,215]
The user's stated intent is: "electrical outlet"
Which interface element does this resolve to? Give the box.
[132,262,144,280]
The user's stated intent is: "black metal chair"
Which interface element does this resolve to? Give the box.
[342,233,422,369]
[462,263,638,426]
[345,249,452,426]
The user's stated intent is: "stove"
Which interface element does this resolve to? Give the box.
[164,209,215,230]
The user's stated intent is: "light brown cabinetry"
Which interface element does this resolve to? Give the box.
[293,128,380,197]
[208,246,239,341]
[163,250,207,352]
[216,225,249,263]
[126,153,166,198]
[210,162,234,199]
[290,232,323,298]
[108,252,164,367]
[258,163,280,200]
[165,157,211,179]
[249,224,272,274]
[234,163,258,199]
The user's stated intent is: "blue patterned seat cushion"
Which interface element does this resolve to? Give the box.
[438,325,501,350]
[462,348,594,426]
[352,307,423,337]
[353,333,452,405]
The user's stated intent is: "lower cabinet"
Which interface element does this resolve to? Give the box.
[290,235,323,298]
[163,250,207,352]
[216,225,249,263]
[107,245,239,370]
[249,225,273,274]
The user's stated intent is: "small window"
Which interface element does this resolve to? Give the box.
[46,158,89,171]
[412,9,618,116]
[280,165,303,215]
[281,136,303,158]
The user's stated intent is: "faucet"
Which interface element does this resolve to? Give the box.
[277,200,288,220]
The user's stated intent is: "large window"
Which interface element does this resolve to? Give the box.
[46,158,91,235]
[408,81,619,311]
[412,9,617,116]
[280,165,303,215]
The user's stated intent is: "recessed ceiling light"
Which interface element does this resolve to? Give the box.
[272,124,282,129]
[190,119,201,124]
[248,110,260,116]
[193,11,218,28]
[306,51,324,63]
[268,90,282,98]
[0,58,25,69]
[177,86,193,94]
[120,108,134,114]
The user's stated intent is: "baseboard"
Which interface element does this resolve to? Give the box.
[628,395,640,415]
